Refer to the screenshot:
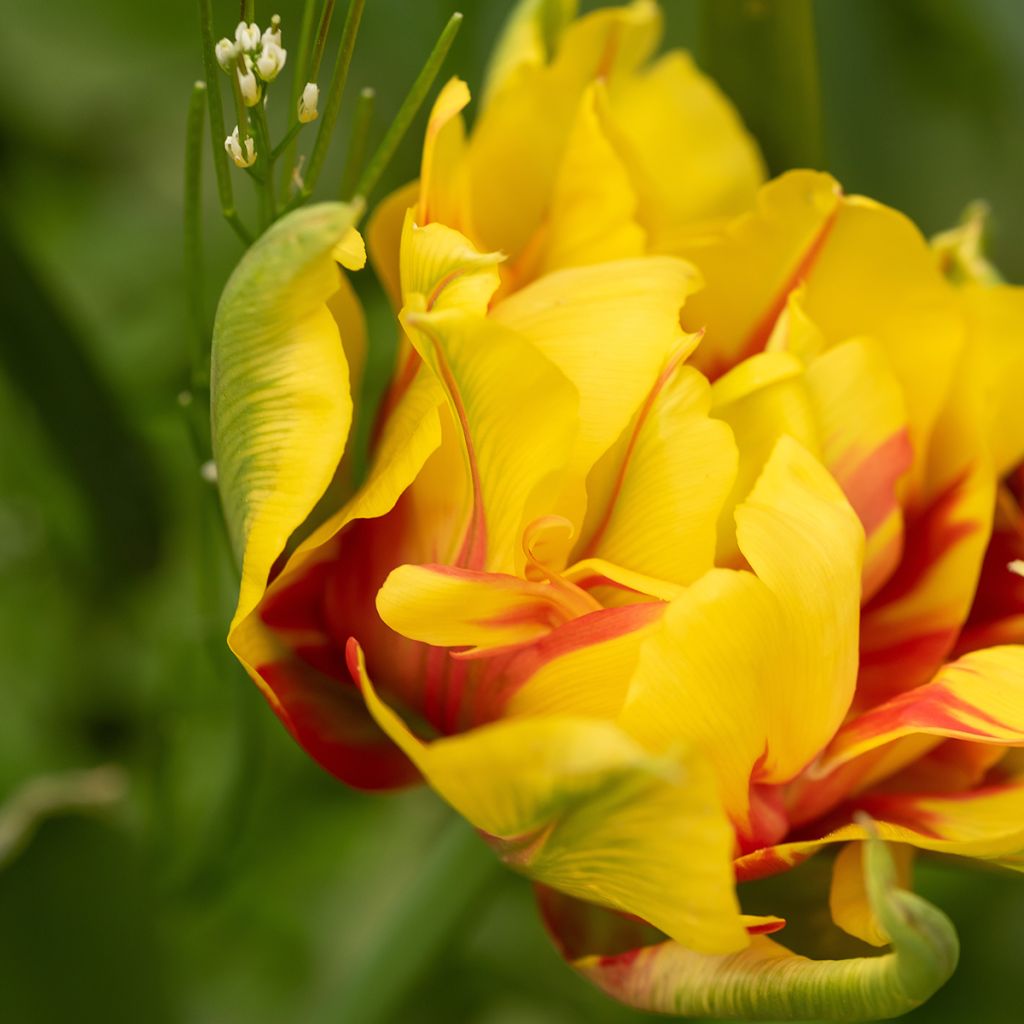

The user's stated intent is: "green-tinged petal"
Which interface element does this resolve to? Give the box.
[830,841,914,948]
[212,201,364,629]
[349,641,747,953]
[577,830,958,1021]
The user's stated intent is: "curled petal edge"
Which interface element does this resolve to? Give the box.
[575,823,959,1021]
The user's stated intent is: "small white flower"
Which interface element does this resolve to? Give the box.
[298,82,319,123]
[256,41,287,82]
[238,66,261,107]
[235,20,261,52]
[262,14,282,49]
[224,126,256,168]
[214,37,238,72]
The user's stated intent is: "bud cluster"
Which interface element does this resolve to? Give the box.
[215,16,289,168]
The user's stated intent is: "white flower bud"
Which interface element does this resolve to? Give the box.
[298,82,319,123]
[215,38,238,72]
[224,126,256,168]
[256,41,287,82]
[262,15,282,49]
[237,66,261,107]
[235,20,261,52]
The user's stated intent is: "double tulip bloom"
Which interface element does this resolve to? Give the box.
[212,1,1024,1017]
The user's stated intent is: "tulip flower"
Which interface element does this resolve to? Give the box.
[211,0,1024,1019]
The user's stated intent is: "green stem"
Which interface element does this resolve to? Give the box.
[184,82,207,377]
[242,0,254,22]
[323,815,502,1024]
[339,86,375,200]
[355,11,462,202]
[309,0,337,81]
[303,0,365,200]
[251,101,276,227]
[280,0,319,194]
[197,0,252,245]
[697,0,823,173]
[271,121,304,163]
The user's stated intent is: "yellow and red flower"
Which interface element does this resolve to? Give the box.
[212,1,1024,1017]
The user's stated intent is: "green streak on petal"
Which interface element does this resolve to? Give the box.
[577,829,959,1021]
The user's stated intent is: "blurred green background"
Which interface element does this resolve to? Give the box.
[1,1,1023,1021]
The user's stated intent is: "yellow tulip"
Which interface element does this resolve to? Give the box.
[211,1,1024,1018]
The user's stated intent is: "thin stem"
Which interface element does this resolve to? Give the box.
[251,101,276,227]
[280,0,319,194]
[197,0,250,241]
[309,0,337,82]
[242,0,254,23]
[304,0,365,199]
[324,814,502,1024]
[271,121,304,162]
[339,86,374,200]
[184,82,207,375]
[355,12,462,202]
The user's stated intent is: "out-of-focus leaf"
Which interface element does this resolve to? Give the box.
[0,220,164,586]
[697,0,823,172]
[0,814,176,1024]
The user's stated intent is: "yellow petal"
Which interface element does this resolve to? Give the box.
[961,283,1024,476]
[577,360,737,586]
[503,601,664,720]
[796,194,963,498]
[735,436,863,782]
[858,349,995,706]
[821,645,1024,773]
[673,170,843,380]
[367,180,419,309]
[400,214,504,316]
[803,337,912,600]
[620,438,862,828]
[491,255,700,485]
[418,77,471,229]
[467,0,662,258]
[400,297,578,573]
[376,562,594,656]
[709,350,819,567]
[481,0,578,108]
[604,50,764,248]
[539,80,646,275]
[332,226,366,270]
[351,641,747,953]
[212,202,362,630]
